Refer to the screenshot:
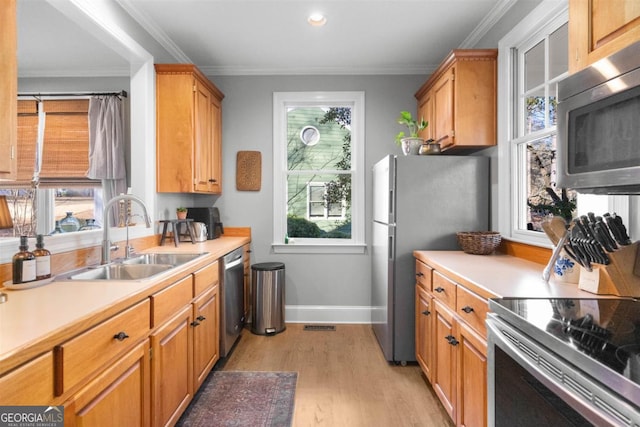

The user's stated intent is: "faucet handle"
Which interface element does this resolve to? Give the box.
[125,245,135,259]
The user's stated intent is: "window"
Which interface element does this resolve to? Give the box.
[498,1,612,246]
[273,92,365,253]
[0,99,102,238]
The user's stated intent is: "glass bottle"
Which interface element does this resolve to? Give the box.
[80,218,100,231]
[49,220,64,235]
[12,236,36,284]
[33,234,52,280]
[60,212,80,232]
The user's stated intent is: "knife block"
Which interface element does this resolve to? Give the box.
[578,241,640,296]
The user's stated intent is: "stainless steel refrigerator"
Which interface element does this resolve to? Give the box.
[372,154,489,363]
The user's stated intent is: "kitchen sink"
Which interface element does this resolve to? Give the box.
[121,252,206,267]
[56,252,208,282]
[69,264,174,281]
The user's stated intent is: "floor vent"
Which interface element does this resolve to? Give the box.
[303,325,336,331]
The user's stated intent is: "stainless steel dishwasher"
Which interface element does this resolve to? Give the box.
[219,247,245,357]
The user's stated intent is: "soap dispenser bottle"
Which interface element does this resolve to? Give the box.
[12,236,36,284]
[33,234,51,280]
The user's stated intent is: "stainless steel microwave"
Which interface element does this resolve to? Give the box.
[557,40,640,194]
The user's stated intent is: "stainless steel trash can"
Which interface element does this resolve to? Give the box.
[251,262,285,335]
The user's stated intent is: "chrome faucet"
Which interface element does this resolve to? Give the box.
[102,194,151,264]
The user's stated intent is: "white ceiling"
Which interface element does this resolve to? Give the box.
[17,0,515,78]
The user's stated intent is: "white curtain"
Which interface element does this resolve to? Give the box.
[87,96,126,226]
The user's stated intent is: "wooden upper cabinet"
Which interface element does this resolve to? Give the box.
[415,50,497,152]
[155,64,224,194]
[569,0,640,73]
[0,0,17,180]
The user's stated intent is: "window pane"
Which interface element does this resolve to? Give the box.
[54,188,100,231]
[549,81,558,127]
[287,173,351,238]
[287,106,351,171]
[524,135,577,231]
[525,40,545,91]
[525,90,546,133]
[549,23,568,80]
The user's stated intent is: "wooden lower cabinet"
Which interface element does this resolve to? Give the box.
[415,259,489,427]
[432,300,457,421]
[151,305,193,427]
[193,285,219,390]
[64,340,150,427]
[415,285,433,381]
[456,321,487,427]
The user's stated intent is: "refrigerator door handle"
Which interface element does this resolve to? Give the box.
[389,188,394,221]
[388,234,394,260]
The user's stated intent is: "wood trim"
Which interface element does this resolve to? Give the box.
[222,227,251,238]
[496,239,551,265]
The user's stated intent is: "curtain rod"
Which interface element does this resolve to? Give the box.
[17,90,127,99]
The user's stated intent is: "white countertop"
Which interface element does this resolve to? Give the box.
[413,250,602,300]
[0,236,249,374]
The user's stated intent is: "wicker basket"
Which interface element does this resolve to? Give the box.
[456,231,502,255]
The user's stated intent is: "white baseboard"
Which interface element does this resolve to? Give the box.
[284,305,372,324]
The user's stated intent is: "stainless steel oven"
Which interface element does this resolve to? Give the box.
[487,298,640,427]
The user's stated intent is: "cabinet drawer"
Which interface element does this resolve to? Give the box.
[151,275,193,327]
[415,260,433,291]
[432,271,456,310]
[0,351,54,404]
[56,299,150,395]
[193,261,219,297]
[456,285,489,337]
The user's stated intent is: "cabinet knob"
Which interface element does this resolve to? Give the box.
[421,310,431,316]
[461,306,474,313]
[196,315,206,321]
[445,335,459,346]
[190,320,201,327]
[416,272,424,278]
[208,179,217,183]
[113,331,129,341]
[434,286,445,293]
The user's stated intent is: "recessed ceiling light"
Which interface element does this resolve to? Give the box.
[308,13,327,27]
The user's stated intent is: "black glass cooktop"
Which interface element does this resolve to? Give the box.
[491,298,640,386]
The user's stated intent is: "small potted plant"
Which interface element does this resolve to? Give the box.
[395,111,428,155]
[176,206,188,220]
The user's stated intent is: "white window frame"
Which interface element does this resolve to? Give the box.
[272,91,365,254]
[497,0,630,247]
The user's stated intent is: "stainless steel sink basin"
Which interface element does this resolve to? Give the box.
[69,264,174,281]
[121,252,206,266]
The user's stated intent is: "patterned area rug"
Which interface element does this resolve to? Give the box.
[176,371,297,427]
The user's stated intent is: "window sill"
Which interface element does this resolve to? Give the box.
[272,242,367,254]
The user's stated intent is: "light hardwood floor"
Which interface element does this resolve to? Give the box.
[220,323,454,427]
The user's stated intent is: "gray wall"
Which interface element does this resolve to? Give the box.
[210,75,425,318]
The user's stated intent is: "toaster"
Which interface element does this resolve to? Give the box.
[186,207,224,239]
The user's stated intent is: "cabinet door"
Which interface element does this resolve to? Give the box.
[0,0,16,179]
[66,340,150,427]
[456,321,487,427]
[433,66,455,149]
[193,285,219,391]
[415,285,433,381]
[569,0,640,73]
[193,78,213,193]
[208,95,222,194]
[151,305,193,427]
[432,300,456,422]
